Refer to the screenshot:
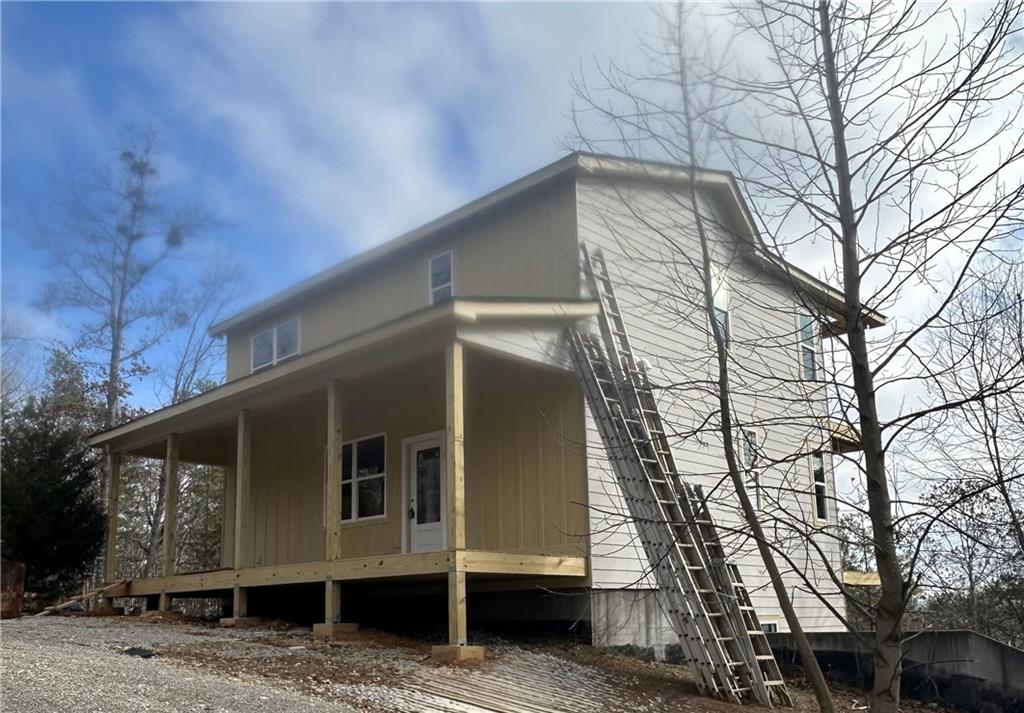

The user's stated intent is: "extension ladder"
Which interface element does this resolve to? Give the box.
[568,246,791,707]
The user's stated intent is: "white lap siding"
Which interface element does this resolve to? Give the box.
[576,175,844,634]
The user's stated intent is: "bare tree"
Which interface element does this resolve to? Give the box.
[569,1,1024,711]
[37,125,201,437]
[569,4,836,709]
[715,3,1024,710]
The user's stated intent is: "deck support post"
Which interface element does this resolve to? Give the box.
[314,382,359,639]
[313,576,358,639]
[104,451,121,585]
[432,342,484,662]
[159,434,179,611]
[233,585,247,617]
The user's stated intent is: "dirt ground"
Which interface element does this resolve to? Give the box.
[1,614,957,713]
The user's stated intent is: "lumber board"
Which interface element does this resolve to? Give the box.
[35,580,129,616]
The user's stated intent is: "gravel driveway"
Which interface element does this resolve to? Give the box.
[1,617,357,713]
[2,614,892,713]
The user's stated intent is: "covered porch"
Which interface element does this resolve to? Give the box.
[90,300,595,660]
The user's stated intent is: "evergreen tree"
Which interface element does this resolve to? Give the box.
[1,398,105,601]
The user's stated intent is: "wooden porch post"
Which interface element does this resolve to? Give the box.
[432,341,484,661]
[104,451,121,584]
[158,434,179,611]
[221,465,236,569]
[222,409,254,623]
[314,380,359,639]
[325,379,343,561]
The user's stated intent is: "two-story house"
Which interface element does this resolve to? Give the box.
[89,153,881,661]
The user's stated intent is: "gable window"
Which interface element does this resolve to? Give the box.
[341,434,386,521]
[429,251,453,304]
[811,451,828,521]
[741,428,760,508]
[251,318,300,371]
[799,314,818,380]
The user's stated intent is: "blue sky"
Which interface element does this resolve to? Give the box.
[2,2,653,402]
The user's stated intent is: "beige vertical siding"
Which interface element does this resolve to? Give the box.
[464,349,589,557]
[241,348,588,566]
[225,179,580,381]
[245,357,445,567]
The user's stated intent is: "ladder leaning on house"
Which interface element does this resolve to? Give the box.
[567,246,792,707]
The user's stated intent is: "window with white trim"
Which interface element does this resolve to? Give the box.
[811,450,828,521]
[799,313,818,380]
[741,428,760,508]
[711,267,731,350]
[429,251,453,304]
[251,318,300,371]
[761,622,778,634]
[341,435,386,521]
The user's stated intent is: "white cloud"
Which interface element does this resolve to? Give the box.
[127,3,655,272]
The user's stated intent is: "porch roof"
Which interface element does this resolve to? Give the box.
[87,298,598,457]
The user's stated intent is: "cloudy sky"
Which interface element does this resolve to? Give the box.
[2,2,656,351]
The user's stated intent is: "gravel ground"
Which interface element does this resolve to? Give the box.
[1,615,950,713]
[1,616,357,713]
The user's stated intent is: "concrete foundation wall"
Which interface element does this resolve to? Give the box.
[768,630,1024,713]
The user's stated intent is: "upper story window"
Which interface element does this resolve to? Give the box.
[251,318,300,372]
[741,428,760,508]
[799,313,818,380]
[341,434,386,521]
[811,450,828,521]
[711,266,731,350]
[430,251,453,304]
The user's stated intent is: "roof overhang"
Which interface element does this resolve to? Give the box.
[90,299,598,454]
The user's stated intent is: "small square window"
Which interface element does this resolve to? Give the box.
[276,319,299,360]
[762,622,778,634]
[430,252,453,304]
[252,330,274,370]
[250,318,301,372]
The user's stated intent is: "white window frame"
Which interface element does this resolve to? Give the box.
[250,317,301,372]
[810,450,828,523]
[740,428,761,509]
[429,250,454,305]
[340,433,387,523]
[710,267,731,351]
[798,313,818,380]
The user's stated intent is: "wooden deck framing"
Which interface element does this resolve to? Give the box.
[109,550,586,598]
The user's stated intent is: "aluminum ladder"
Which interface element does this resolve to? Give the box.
[568,246,792,706]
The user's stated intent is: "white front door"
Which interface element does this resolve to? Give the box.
[407,436,445,552]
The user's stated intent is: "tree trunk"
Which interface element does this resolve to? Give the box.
[817,3,904,710]
[670,21,835,706]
